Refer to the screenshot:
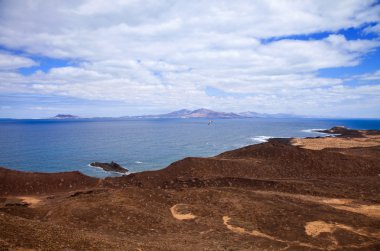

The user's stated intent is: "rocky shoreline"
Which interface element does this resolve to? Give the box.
[0,127,379,250]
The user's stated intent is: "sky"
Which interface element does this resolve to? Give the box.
[0,0,380,118]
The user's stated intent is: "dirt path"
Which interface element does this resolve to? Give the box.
[254,190,380,218]
[223,215,318,249]
[170,204,197,220]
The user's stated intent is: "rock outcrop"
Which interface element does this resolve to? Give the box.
[90,161,128,173]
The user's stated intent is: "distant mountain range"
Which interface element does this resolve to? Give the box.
[122,108,301,119]
[50,109,302,120]
[126,108,242,119]
[237,111,300,119]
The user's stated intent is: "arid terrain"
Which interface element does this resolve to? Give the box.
[1,127,379,251]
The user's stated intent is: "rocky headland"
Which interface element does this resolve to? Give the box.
[0,127,379,250]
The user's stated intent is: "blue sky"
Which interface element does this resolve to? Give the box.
[0,0,380,118]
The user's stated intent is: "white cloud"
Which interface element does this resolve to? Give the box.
[364,23,380,35]
[29,106,58,111]
[356,70,380,81]
[1,0,379,60]
[0,0,379,117]
[0,52,37,70]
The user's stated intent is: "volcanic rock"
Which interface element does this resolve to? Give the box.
[90,161,128,173]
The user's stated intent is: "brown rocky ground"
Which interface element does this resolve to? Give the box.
[0,127,379,250]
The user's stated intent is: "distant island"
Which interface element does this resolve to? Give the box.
[52,114,79,119]
[46,109,302,120]
[126,108,241,119]
[123,108,300,119]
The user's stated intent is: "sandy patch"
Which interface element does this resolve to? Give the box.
[17,196,42,208]
[332,204,380,218]
[170,204,196,220]
[291,135,380,150]
[321,198,353,205]
[305,221,335,237]
[2,196,42,208]
[305,220,380,239]
[321,198,380,218]
[222,216,246,234]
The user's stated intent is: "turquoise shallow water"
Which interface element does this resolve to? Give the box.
[0,118,379,177]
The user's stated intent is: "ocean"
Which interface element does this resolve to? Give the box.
[0,118,379,177]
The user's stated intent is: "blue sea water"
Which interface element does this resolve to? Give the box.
[0,118,379,177]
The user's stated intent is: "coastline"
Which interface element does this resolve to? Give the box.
[1,117,379,177]
[0,126,379,250]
